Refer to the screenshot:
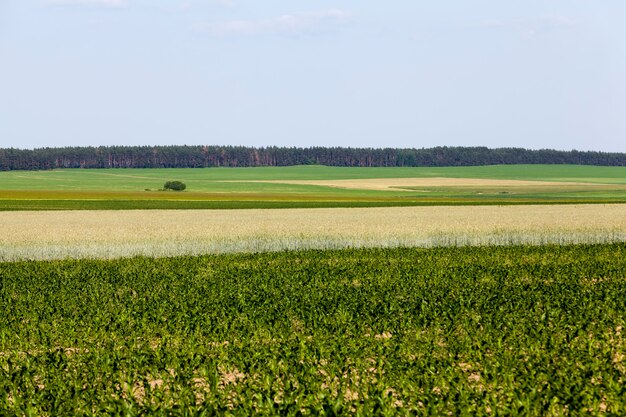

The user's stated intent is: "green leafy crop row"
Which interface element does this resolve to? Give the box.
[1,245,625,415]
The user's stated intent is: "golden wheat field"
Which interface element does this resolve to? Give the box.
[2,204,626,261]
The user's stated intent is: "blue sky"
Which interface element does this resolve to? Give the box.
[1,0,625,152]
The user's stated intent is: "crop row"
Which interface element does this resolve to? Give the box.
[1,244,626,415]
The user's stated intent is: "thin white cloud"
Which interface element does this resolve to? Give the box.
[195,9,350,37]
[479,15,576,38]
[175,0,235,11]
[45,0,128,8]
[210,0,235,6]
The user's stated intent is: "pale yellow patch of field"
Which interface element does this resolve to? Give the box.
[222,178,593,191]
[1,204,626,261]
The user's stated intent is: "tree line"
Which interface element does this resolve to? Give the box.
[1,145,625,171]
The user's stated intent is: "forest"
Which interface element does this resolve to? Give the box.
[1,145,626,171]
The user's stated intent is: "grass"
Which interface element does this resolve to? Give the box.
[1,165,626,209]
[2,244,626,414]
[3,164,626,190]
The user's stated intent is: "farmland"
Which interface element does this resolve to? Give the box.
[2,204,626,261]
[2,244,626,415]
[1,164,626,210]
[2,164,626,414]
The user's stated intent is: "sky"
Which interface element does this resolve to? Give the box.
[1,1,626,152]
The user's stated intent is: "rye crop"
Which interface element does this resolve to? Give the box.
[2,205,626,261]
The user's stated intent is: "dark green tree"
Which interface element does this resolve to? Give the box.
[163,180,186,191]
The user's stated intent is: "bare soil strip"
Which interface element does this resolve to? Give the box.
[220,178,595,191]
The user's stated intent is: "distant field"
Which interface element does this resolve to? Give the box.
[1,165,626,209]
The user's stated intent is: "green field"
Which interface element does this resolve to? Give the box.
[3,164,626,415]
[1,165,626,210]
[2,244,625,415]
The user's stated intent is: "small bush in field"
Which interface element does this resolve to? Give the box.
[163,180,186,191]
